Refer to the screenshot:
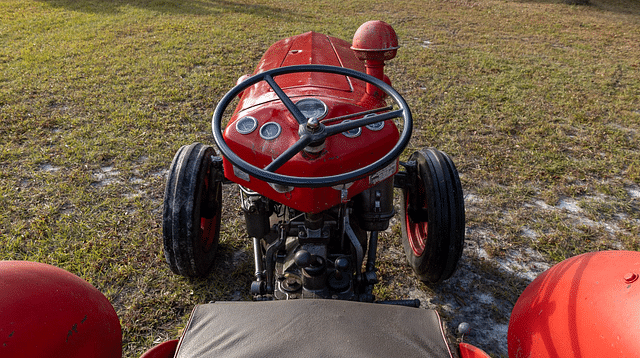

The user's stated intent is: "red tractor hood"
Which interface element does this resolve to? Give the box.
[238,31,367,110]
[257,31,365,90]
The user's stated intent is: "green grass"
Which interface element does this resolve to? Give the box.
[1,0,640,356]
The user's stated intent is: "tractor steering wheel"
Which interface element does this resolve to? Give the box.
[211,64,412,188]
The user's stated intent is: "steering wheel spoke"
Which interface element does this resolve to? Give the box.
[264,74,308,125]
[264,134,314,173]
[324,109,404,137]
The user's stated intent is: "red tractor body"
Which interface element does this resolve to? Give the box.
[222,31,399,213]
[509,250,640,358]
[0,261,122,358]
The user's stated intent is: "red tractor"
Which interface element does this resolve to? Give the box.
[162,20,465,300]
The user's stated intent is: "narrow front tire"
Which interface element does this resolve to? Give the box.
[400,148,464,284]
[163,143,223,277]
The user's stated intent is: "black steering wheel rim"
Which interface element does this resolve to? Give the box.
[211,64,412,188]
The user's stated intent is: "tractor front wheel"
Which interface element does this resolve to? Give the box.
[400,148,464,284]
[163,143,223,277]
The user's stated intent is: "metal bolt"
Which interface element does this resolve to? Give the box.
[306,117,320,132]
[624,272,638,284]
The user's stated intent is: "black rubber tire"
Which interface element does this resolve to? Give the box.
[400,148,464,284]
[163,143,222,277]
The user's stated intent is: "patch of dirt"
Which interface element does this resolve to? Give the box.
[383,185,638,357]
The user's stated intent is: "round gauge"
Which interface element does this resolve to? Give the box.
[235,116,258,134]
[295,98,328,120]
[259,122,282,140]
[341,120,362,138]
[364,113,385,131]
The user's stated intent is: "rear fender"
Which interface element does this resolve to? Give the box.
[139,340,179,358]
[459,343,492,358]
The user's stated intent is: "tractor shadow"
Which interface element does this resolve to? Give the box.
[431,252,532,358]
[37,0,304,20]
[376,223,539,358]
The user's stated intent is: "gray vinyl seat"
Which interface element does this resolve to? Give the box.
[173,299,454,357]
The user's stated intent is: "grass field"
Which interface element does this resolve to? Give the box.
[1,0,639,356]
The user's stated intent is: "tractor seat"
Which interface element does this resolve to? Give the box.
[173,299,454,358]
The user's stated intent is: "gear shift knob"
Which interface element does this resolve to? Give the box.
[294,250,313,268]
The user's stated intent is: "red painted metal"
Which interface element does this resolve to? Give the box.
[139,339,178,358]
[351,20,398,97]
[0,261,121,358]
[222,30,399,213]
[404,181,429,256]
[508,250,640,358]
[459,343,492,358]
[351,20,399,62]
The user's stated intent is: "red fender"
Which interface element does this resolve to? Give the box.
[508,250,640,358]
[139,339,179,358]
[459,342,491,358]
[0,261,122,357]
